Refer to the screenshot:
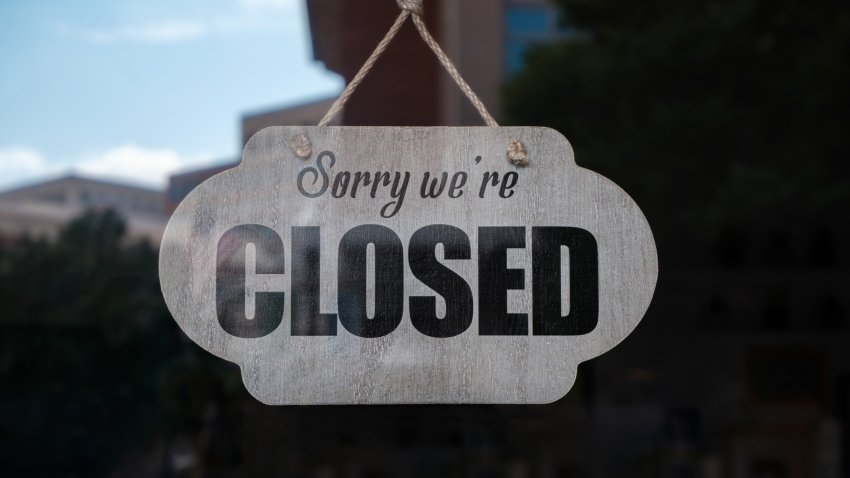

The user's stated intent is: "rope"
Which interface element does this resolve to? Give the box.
[318,0,499,127]
[318,10,410,126]
[397,0,423,16]
[409,14,498,127]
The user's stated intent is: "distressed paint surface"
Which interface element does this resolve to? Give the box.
[159,126,657,405]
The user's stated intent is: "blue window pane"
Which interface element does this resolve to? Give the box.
[506,6,551,35]
[506,40,531,74]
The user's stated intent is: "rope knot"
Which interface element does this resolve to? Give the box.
[319,0,497,127]
[396,0,423,16]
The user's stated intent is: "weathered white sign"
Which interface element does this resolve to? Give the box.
[159,126,657,404]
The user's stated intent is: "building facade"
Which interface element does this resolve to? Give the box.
[0,175,168,245]
[301,0,566,127]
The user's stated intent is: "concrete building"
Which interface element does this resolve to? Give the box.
[239,0,570,134]
[0,175,168,245]
[272,0,567,128]
[241,97,340,147]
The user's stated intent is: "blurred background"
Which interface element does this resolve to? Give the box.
[1,0,849,476]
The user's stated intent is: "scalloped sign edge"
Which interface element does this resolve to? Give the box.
[159,126,658,405]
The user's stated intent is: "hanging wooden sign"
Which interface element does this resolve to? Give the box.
[159,126,658,404]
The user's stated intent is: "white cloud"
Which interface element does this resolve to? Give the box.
[240,0,298,11]
[0,145,216,191]
[56,20,208,44]
[0,147,48,173]
[55,1,300,45]
[75,145,214,188]
[0,147,63,189]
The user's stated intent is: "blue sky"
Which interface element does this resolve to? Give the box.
[0,0,342,189]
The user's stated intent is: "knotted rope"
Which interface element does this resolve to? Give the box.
[396,0,423,16]
[318,0,499,127]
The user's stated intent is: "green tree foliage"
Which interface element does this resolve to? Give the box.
[0,210,243,476]
[1,210,161,328]
[503,0,850,259]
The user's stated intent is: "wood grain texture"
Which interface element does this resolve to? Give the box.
[159,126,658,405]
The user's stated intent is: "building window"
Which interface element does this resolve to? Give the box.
[506,6,551,34]
[504,4,573,75]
